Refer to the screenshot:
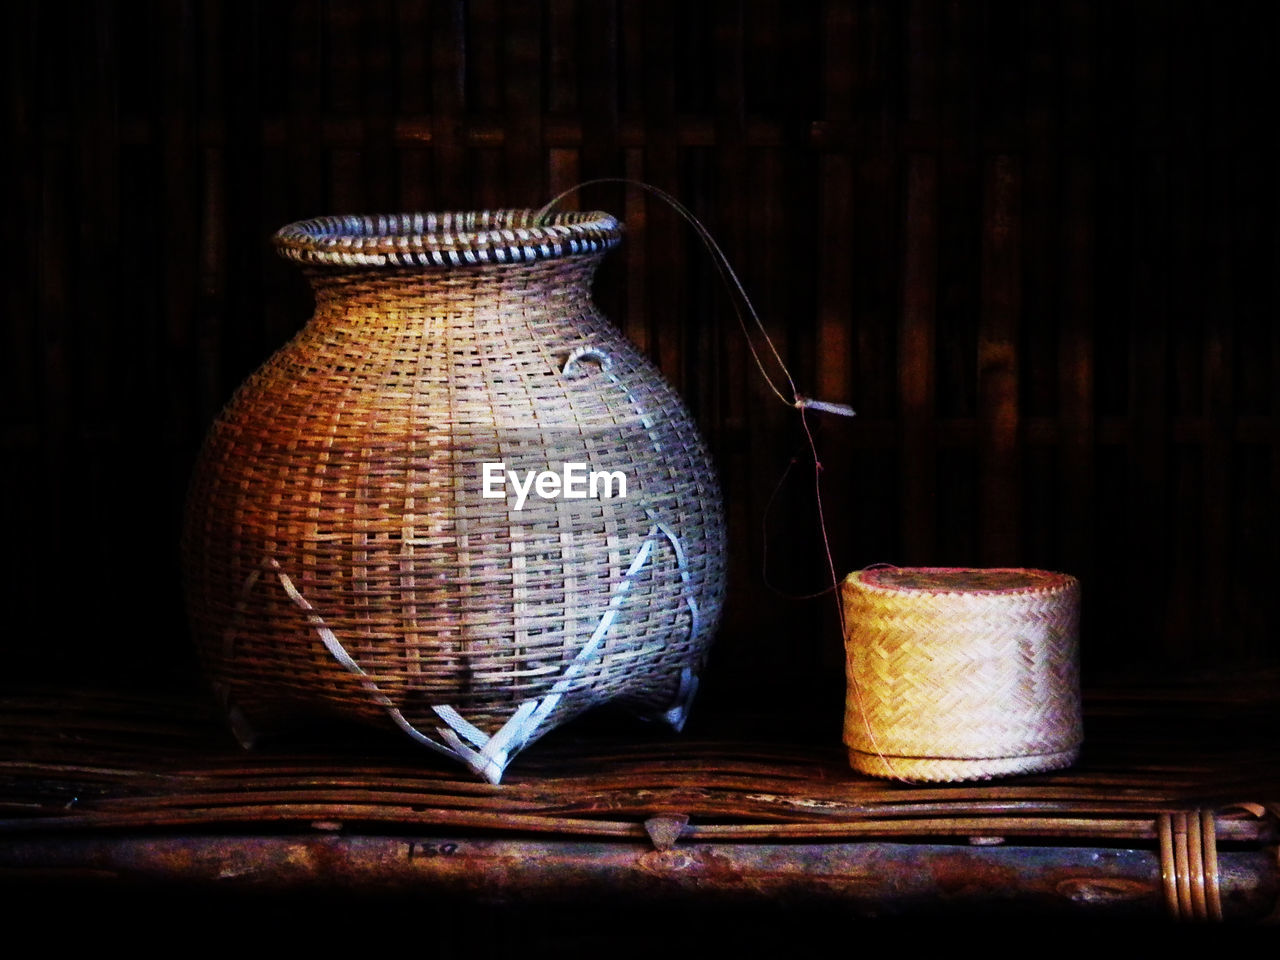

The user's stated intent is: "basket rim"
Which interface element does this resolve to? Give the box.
[273,209,622,268]
[846,565,1077,596]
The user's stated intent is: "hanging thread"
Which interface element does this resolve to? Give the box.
[537,179,854,418]
[539,179,913,783]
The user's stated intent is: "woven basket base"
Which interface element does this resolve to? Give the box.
[848,746,1081,783]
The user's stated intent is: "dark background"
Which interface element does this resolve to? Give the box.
[4,0,1277,726]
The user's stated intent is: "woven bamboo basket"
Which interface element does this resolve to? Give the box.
[183,210,726,783]
[842,567,1082,782]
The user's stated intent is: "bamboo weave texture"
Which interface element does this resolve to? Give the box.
[183,210,726,782]
[843,567,1082,782]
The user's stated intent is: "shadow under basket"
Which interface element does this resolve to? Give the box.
[842,567,1082,782]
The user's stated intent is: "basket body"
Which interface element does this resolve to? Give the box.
[183,210,725,782]
[842,567,1082,782]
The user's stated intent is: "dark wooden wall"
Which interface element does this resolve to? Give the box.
[5,1,1277,719]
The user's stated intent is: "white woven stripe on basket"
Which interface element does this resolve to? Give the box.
[222,513,697,785]
[842,568,1082,782]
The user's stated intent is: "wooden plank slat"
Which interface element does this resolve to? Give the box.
[898,2,939,563]
[79,0,120,421]
[618,1,649,353]
[643,0,683,387]
[5,2,37,425]
[1200,9,1235,661]
[932,0,981,564]
[191,0,229,427]
[1058,0,1096,598]
[428,0,467,205]
[361,0,399,212]
[814,0,856,624]
[577,0,623,328]
[709,0,765,660]
[1018,1,1060,568]
[622,147,649,354]
[36,139,72,665]
[502,0,544,207]
[157,0,197,453]
[545,0,581,209]
[469,0,504,210]
[900,153,938,563]
[325,0,366,212]
[578,0,620,189]
[977,154,1022,565]
[221,2,268,368]
[1126,0,1172,662]
[395,0,432,210]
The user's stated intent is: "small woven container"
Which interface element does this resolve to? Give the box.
[183,210,725,783]
[842,567,1082,782]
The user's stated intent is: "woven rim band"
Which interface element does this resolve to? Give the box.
[857,566,1072,596]
[847,747,1079,781]
[273,209,622,268]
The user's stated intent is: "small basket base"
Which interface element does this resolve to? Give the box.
[848,746,1081,783]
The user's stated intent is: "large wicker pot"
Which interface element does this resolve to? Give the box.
[183,210,725,783]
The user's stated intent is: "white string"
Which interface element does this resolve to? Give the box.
[538,178,855,419]
[231,518,697,783]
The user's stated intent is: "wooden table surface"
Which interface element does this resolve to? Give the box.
[2,674,1277,926]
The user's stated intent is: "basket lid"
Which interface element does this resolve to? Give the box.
[852,566,1074,595]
